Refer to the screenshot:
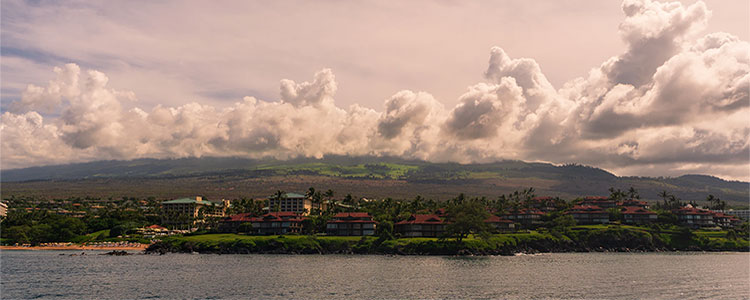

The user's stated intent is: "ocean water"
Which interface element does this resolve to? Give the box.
[1,251,748,299]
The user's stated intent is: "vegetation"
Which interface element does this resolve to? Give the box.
[2,185,748,256]
[146,227,749,255]
[3,156,748,207]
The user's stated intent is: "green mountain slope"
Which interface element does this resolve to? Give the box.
[2,156,747,206]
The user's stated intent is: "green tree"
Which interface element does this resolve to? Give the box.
[443,198,490,242]
[237,222,253,234]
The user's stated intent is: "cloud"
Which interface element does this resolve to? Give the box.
[1,0,748,181]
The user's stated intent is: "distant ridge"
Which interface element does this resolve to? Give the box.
[2,156,748,206]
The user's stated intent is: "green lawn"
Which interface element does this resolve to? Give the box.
[254,162,419,179]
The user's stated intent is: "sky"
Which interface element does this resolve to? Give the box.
[1,0,749,181]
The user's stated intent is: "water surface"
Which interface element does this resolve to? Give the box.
[2,251,748,299]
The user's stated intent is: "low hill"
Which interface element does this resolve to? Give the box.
[2,156,747,207]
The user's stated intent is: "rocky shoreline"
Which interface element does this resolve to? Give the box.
[144,234,749,256]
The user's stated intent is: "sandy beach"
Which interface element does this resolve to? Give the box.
[0,244,149,251]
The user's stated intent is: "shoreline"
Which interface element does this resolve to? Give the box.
[1,245,149,251]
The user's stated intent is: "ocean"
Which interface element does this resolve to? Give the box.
[1,251,748,299]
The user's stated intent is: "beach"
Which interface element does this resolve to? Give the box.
[1,244,149,251]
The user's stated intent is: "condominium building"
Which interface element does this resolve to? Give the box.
[161,196,229,226]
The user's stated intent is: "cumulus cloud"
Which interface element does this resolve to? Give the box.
[1,0,748,180]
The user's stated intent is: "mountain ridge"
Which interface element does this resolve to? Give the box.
[2,156,747,206]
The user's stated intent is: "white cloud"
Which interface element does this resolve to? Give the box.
[1,0,748,181]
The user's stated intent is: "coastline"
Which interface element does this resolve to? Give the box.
[143,232,750,256]
[1,244,149,251]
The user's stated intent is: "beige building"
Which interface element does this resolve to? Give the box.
[267,193,315,215]
[0,202,7,218]
[161,196,229,226]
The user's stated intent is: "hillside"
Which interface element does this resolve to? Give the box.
[1,156,748,207]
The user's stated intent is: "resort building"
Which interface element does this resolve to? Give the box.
[525,197,558,212]
[161,196,229,226]
[565,205,610,224]
[137,224,169,238]
[218,212,255,233]
[711,212,742,229]
[620,206,657,224]
[620,199,649,209]
[672,206,715,228]
[247,212,306,235]
[719,209,750,221]
[484,215,515,232]
[580,196,617,209]
[326,212,377,236]
[502,208,544,228]
[0,202,6,218]
[396,214,446,237]
[267,192,315,215]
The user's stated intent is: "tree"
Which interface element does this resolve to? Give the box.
[272,190,286,213]
[237,222,253,234]
[443,198,490,242]
[608,187,627,201]
[323,189,335,214]
[627,187,640,200]
[705,195,726,210]
[549,214,576,234]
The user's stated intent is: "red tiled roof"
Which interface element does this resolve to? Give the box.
[672,207,713,215]
[328,219,377,224]
[567,205,608,214]
[224,212,256,222]
[245,212,307,222]
[620,199,648,206]
[620,206,655,215]
[503,208,544,216]
[712,212,739,220]
[146,224,167,230]
[332,212,371,218]
[396,214,445,225]
[484,215,512,223]
[329,212,376,223]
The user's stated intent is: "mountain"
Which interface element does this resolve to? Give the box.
[2,156,748,207]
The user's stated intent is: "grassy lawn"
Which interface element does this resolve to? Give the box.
[693,230,729,238]
[572,224,652,230]
[176,233,369,243]
[254,162,419,179]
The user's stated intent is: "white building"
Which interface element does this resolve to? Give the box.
[0,202,7,217]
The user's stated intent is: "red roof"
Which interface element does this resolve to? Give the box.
[247,212,306,222]
[332,212,371,219]
[712,212,739,220]
[672,207,713,215]
[583,196,610,201]
[620,199,648,206]
[396,214,445,225]
[484,215,512,223]
[224,212,256,222]
[567,205,608,214]
[329,212,377,224]
[328,219,377,224]
[503,208,544,216]
[146,224,167,230]
[620,206,655,215]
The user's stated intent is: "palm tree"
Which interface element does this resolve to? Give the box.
[272,190,286,213]
[627,187,640,200]
[324,189,335,214]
